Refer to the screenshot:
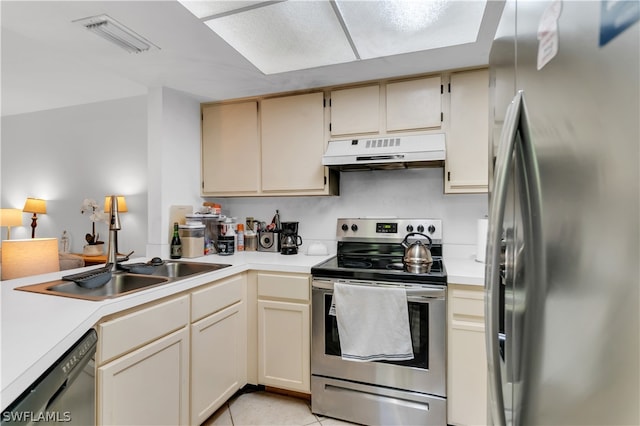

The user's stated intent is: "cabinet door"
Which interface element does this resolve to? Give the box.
[445,69,489,193]
[447,285,487,426]
[261,93,326,192]
[191,301,246,425]
[202,102,260,194]
[97,327,189,425]
[386,76,442,131]
[330,85,380,136]
[258,299,310,392]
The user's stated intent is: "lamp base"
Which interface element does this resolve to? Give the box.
[83,244,104,256]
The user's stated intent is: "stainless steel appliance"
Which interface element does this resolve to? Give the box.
[258,231,280,252]
[1,329,97,426]
[311,218,447,425]
[486,2,639,425]
[280,221,302,255]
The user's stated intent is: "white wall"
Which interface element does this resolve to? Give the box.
[146,87,203,258]
[1,96,148,255]
[206,168,488,257]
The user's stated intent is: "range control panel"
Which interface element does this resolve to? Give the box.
[336,218,442,242]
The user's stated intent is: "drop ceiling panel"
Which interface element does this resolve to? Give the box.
[336,0,487,59]
[204,1,356,74]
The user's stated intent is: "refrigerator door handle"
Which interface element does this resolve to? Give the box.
[485,90,521,426]
[485,90,545,425]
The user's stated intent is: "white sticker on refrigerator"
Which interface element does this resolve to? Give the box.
[537,0,563,70]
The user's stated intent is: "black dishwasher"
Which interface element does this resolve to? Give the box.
[1,329,97,426]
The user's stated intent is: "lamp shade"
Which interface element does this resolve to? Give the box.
[1,238,59,280]
[104,196,128,213]
[23,198,47,214]
[0,209,23,227]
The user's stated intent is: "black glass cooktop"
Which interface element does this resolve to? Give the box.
[311,242,447,285]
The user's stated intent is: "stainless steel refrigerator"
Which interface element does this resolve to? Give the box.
[485,0,639,424]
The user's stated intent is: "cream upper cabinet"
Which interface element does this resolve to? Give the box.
[330,85,380,136]
[386,76,442,131]
[330,77,442,138]
[261,92,327,193]
[445,69,489,193]
[447,284,487,426]
[256,272,311,393]
[202,95,337,197]
[201,101,260,195]
[96,295,190,426]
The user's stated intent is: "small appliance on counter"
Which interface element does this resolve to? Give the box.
[280,221,302,255]
[258,231,280,252]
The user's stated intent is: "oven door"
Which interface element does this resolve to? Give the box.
[311,278,446,397]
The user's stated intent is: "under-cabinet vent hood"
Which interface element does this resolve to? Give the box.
[322,134,446,171]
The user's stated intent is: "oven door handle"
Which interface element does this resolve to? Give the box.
[312,279,445,299]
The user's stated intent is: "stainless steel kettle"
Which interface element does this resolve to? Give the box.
[401,232,433,273]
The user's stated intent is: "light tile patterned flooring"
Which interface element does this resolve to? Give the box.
[202,390,359,426]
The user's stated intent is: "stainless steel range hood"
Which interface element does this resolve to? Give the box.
[322,134,446,171]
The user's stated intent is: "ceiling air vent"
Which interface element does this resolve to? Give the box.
[74,14,159,54]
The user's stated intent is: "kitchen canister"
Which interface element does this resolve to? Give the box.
[217,236,235,255]
[476,217,488,263]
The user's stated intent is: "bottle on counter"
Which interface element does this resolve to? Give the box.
[170,222,182,259]
[236,223,245,251]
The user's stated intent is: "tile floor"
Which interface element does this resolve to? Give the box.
[202,389,359,426]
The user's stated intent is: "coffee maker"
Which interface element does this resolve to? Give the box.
[280,222,302,255]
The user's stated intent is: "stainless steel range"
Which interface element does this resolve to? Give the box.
[310,218,447,426]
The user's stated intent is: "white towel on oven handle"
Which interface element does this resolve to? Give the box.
[334,282,414,362]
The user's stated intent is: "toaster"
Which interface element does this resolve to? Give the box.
[258,231,280,252]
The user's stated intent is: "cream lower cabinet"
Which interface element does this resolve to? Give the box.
[257,272,310,393]
[190,274,247,425]
[96,295,190,425]
[447,284,487,426]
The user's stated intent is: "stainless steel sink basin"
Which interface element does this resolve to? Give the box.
[149,261,231,279]
[15,261,231,301]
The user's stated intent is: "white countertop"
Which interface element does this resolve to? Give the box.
[445,255,486,286]
[0,251,483,410]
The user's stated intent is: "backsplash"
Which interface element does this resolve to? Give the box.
[206,167,487,258]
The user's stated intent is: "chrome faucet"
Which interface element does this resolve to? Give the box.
[105,195,121,272]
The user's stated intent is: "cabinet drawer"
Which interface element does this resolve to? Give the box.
[98,295,189,364]
[257,273,310,302]
[191,274,245,322]
[450,287,484,322]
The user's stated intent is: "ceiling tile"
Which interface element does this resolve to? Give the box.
[336,0,487,59]
[204,1,356,74]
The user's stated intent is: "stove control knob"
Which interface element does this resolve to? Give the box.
[417,225,425,233]
[351,224,359,232]
[341,224,349,232]
[428,225,436,234]
[406,225,414,232]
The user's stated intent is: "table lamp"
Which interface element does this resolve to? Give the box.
[0,208,23,239]
[104,196,128,214]
[23,198,47,238]
[1,238,59,280]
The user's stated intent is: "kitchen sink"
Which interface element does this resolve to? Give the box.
[15,261,231,301]
[149,261,230,279]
